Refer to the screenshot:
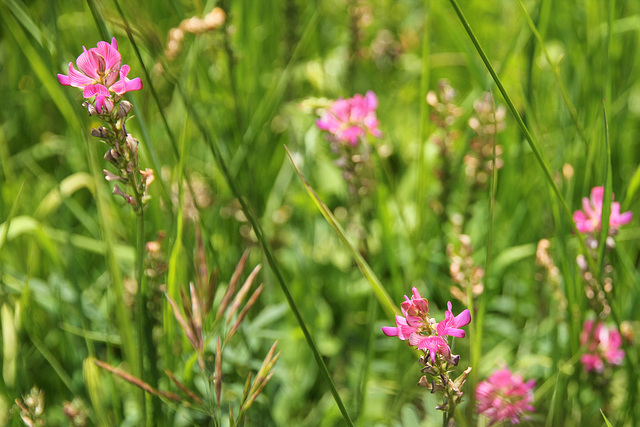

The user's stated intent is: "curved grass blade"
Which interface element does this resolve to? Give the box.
[515,0,588,146]
[598,100,612,278]
[446,0,597,275]
[601,409,613,427]
[285,146,398,319]
[166,74,355,427]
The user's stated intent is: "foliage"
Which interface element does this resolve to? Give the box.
[1,0,640,425]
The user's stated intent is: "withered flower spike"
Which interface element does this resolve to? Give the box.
[214,337,222,408]
[241,372,253,405]
[216,249,250,321]
[179,287,192,320]
[249,341,279,396]
[165,293,199,352]
[205,269,218,317]
[194,225,208,291]
[225,284,263,344]
[190,282,203,343]
[226,264,262,325]
[94,359,183,403]
[242,371,274,413]
[164,369,203,405]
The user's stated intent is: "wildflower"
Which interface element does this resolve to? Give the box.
[316,91,382,145]
[476,368,535,425]
[382,287,470,364]
[57,38,142,113]
[580,319,625,372]
[573,186,632,234]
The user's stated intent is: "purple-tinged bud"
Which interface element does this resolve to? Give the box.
[113,185,136,205]
[103,169,125,182]
[449,354,460,366]
[91,127,109,139]
[126,134,139,158]
[83,101,98,116]
[117,100,133,119]
[104,149,120,165]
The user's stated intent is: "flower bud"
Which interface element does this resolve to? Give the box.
[126,134,139,158]
[82,101,98,116]
[104,149,120,165]
[103,169,125,182]
[117,100,133,119]
[91,127,109,139]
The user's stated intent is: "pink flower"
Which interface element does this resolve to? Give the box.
[316,91,382,145]
[580,320,625,372]
[573,186,632,234]
[437,301,471,339]
[476,368,535,425]
[382,289,470,365]
[382,287,429,340]
[57,38,142,112]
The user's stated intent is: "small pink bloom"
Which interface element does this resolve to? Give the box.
[409,334,451,364]
[316,91,382,145]
[580,319,625,372]
[476,368,535,425]
[437,301,471,338]
[382,287,429,341]
[57,38,142,112]
[573,186,632,234]
[383,291,469,365]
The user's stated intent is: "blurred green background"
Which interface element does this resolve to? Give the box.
[1,0,640,425]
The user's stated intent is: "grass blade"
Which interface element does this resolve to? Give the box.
[446,0,597,275]
[285,146,398,319]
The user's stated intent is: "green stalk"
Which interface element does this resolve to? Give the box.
[446,0,598,277]
[135,211,148,426]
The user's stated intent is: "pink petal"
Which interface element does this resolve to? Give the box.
[57,73,70,86]
[75,48,101,81]
[95,40,122,77]
[83,84,110,99]
[364,91,378,110]
[381,326,398,337]
[66,63,95,89]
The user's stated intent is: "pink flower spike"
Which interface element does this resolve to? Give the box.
[573,186,633,234]
[316,91,382,144]
[57,37,142,108]
[580,320,625,372]
[437,301,471,339]
[476,368,535,425]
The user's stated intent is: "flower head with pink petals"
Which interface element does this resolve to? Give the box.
[57,38,142,113]
[476,367,535,425]
[316,91,382,145]
[573,186,632,235]
[580,319,625,373]
[382,287,470,365]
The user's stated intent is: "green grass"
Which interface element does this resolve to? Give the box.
[2,0,640,425]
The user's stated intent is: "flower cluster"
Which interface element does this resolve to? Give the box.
[580,320,625,373]
[57,38,142,114]
[382,287,471,364]
[476,368,535,425]
[58,38,152,212]
[316,91,381,145]
[573,186,632,235]
[383,288,471,417]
